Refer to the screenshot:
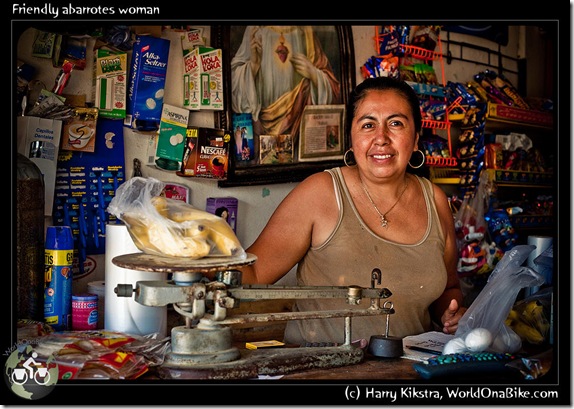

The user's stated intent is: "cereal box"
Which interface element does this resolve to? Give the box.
[177,126,231,179]
[124,35,170,131]
[93,47,127,119]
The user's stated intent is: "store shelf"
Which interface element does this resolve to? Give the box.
[486,169,553,187]
[429,167,460,184]
[398,44,441,61]
[508,214,553,229]
[375,27,457,165]
[486,102,553,129]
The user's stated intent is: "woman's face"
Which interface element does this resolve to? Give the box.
[351,89,419,179]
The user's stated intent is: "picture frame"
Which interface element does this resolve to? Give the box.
[298,104,345,162]
[211,25,355,187]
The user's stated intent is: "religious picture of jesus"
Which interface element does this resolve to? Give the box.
[230,26,342,165]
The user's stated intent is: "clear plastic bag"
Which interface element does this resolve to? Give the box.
[107,177,246,259]
[454,172,491,276]
[445,245,545,355]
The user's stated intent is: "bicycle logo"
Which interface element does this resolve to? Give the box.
[10,352,51,386]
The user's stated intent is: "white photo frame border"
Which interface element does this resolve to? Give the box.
[298,104,346,162]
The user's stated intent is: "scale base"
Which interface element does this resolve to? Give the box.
[157,345,364,380]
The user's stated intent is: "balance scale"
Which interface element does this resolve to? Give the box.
[112,252,395,380]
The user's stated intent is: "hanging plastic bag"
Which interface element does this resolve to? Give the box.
[454,171,491,276]
[107,177,246,259]
[443,245,545,355]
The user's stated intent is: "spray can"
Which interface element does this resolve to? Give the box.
[44,226,74,331]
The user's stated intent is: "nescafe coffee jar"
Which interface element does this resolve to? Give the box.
[17,153,45,321]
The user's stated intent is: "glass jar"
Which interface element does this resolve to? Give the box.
[16,153,45,321]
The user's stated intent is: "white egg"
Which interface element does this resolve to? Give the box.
[491,330,522,353]
[464,328,493,352]
[442,337,467,355]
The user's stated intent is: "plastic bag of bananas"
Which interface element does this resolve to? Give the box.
[108,177,245,259]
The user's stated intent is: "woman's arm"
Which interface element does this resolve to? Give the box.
[429,183,466,333]
[239,171,336,284]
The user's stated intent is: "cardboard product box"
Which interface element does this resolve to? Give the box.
[60,107,99,153]
[182,47,200,110]
[93,48,128,119]
[199,47,223,111]
[154,104,189,171]
[161,183,190,204]
[182,46,223,111]
[206,197,238,233]
[177,126,231,179]
[124,35,170,131]
[17,116,63,216]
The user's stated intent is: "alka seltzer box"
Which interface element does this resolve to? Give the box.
[182,46,223,111]
[206,197,238,233]
[93,48,127,119]
[125,35,170,131]
[177,126,231,179]
[154,104,189,171]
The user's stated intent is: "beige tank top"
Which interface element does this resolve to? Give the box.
[284,167,448,345]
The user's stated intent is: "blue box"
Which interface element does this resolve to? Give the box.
[125,35,170,131]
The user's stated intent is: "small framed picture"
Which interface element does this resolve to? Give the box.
[298,104,345,162]
[259,134,294,165]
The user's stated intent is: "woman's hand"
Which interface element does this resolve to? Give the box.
[441,299,467,334]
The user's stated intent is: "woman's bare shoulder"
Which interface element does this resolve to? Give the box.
[291,170,336,198]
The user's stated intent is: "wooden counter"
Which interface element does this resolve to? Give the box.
[281,354,420,380]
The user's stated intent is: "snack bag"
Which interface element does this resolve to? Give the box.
[107,177,245,259]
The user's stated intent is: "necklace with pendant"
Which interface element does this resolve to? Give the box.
[359,176,409,228]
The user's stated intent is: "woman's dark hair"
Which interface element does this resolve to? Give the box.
[345,76,422,138]
[215,206,229,218]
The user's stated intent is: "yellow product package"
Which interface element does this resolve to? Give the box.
[107,177,245,259]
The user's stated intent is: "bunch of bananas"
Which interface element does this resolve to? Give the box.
[505,300,550,345]
[122,196,243,259]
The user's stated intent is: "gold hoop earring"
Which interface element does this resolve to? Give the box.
[408,149,425,169]
[343,149,355,167]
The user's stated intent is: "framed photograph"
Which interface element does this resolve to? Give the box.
[212,25,355,187]
[298,104,345,162]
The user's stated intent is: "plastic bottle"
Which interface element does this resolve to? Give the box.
[16,153,45,321]
[44,226,74,331]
